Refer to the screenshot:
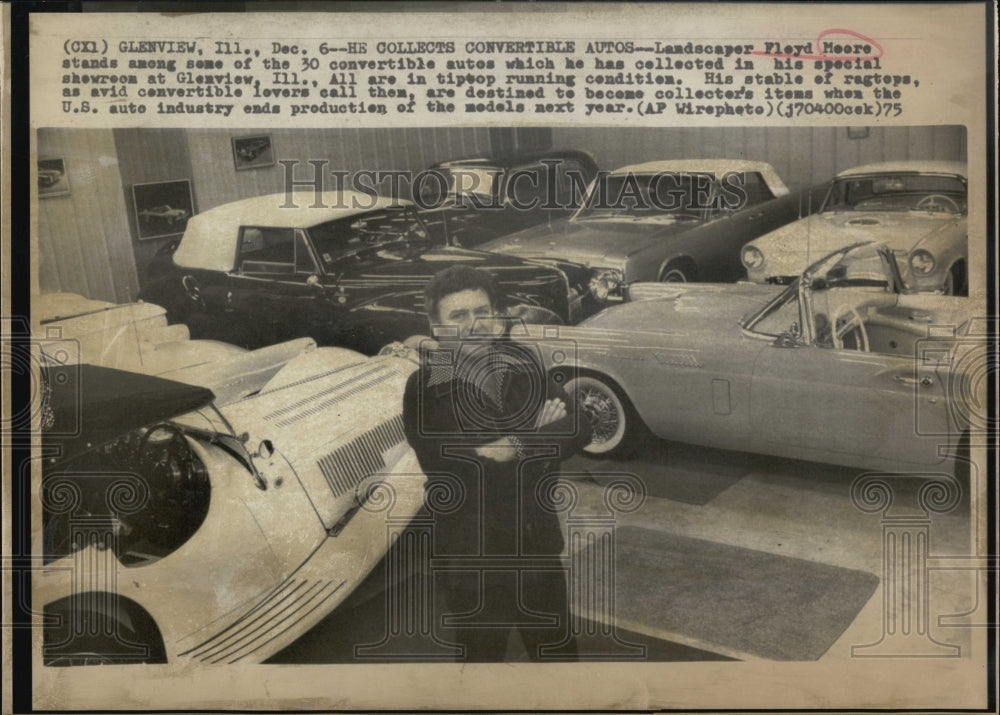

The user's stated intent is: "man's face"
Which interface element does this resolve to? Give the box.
[433,288,496,341]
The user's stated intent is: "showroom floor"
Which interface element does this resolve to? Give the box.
[271,437,980,663]
[560,437,979,662]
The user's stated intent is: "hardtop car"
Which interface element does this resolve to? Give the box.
[414,149,600,249]
[140,190,587,355]
[38,344,427,666]
[525,242,981,471]
[479,159,827,304]
[741,161,968,295]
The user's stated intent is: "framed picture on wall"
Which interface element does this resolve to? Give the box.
[38,157,70,197]
[131,179,196,241]
[232,134,274,170]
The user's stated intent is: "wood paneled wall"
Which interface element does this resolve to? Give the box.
[113,128,195,287]
[550,125,967,189]
[36,129,139,303]
[186,127,492,213]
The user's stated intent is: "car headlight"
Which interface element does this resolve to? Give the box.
[910,249,936,274]
[742,245,764,270]
[588,269,624,302]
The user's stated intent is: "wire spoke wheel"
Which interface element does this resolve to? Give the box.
[566,375,629,455]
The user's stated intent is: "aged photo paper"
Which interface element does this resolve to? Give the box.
[4,2,996,712]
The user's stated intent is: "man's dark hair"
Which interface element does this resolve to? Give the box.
[424,265,500,321]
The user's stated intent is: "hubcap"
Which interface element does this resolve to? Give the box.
[579,386,621,445]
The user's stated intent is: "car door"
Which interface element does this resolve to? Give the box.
[723,177,827,279]
[698,171,782,280]
[499,161,573,238]
[223,226,334,347]
[749,341,949,469]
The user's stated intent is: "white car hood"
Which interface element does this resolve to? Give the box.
[751,211,963,278]
[221,347,420,532]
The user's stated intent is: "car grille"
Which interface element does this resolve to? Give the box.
[316,414,406,498]
[178,577,345,664]
[263,365,395,428]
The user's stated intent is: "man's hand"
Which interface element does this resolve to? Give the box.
[474,437,518,462]
[535,397,567,429]
[473,398,567,462]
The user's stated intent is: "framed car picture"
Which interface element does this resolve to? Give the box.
[37,157,69,197]
[232,134,274,170]
[131,179,196,241]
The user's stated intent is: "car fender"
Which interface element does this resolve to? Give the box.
[655,253,698,281]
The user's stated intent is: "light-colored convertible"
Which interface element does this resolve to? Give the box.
[534,243,982,472]
[742,161,968,295]
[35,294,425,665]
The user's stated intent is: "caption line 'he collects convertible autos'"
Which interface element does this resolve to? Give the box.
[532,242,983,471]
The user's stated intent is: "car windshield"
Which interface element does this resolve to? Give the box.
[575,173,715,221]
[420,166,500,205]
[803,243,895,289]
[741,281,801,338]
[306,208,430,270]
[823,173,967,213]
[742,243,897,340]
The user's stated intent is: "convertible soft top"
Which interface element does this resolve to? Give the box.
[172,190,413,271]
[42,363,215,465]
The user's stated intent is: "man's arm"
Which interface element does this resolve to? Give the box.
[402,370,500,467]
[515,374,595,456]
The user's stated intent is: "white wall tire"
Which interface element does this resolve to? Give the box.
[660,259,699,283]
[565,374,629,455]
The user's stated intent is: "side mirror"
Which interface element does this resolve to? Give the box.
[773,321,801,348]
[773,332,799,348]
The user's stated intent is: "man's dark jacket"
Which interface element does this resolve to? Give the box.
[402,338,592,558]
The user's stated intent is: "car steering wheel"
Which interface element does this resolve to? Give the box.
[916,194,961,213]
[832,307,869,351]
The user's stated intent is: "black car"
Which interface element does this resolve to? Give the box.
[414,149,600,249]
[139,190,585,355]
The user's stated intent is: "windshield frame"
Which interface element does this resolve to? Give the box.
[303,205,432,274]
[572,171,719,223]
[820,171,968,213]
[740,242,901,345]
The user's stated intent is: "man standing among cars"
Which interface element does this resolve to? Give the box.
[401,265,591,661]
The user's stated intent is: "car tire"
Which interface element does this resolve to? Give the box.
[659,261,695,283]
[564,373,640,457]
[944,261,967,297]
[43,596,167,666]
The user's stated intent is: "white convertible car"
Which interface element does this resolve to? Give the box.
[34,294,425,665]
[741,161,968,295]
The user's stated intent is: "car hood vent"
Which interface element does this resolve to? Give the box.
[263,365,395,428]
[845,217,882,226]
[317,415,406,498]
